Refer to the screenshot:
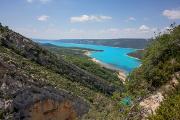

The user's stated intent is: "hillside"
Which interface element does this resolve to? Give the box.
[41,44,122,86]
[0,23,179,120]
[0,26,118,95]
[0,24,125,119]
[126,25,180,119]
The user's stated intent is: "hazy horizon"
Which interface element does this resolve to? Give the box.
[34,38,150,40]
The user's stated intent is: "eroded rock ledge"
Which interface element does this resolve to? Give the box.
[0,59,89,120]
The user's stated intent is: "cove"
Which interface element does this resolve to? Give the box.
[38,40,141,73]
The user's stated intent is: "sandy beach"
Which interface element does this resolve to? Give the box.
[84,51,92,56]
[126,54,141,60]
[91,58,101,64]
[117,70,127,83]
[91,57,127,83]
[84,51,127,83]
[92,57,127,83]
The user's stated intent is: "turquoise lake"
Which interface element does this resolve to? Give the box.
[38,40,141,73]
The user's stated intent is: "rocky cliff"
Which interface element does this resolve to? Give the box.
[0,57,89,120]
[0,24,123,120]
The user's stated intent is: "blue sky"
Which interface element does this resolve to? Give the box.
[0,0,180,39]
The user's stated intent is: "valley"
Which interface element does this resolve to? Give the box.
[0,24,179,120]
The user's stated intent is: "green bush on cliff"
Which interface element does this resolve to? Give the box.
[127,25,180,97]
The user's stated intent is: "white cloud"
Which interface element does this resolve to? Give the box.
[27,0,33,3]
[139,25,150,32]
[99,25,155,38]
[164,26,171,30]
[26,0,51,4]
[128,17,136,21]
[163,9,180,20]
[37,15,49,21]
[100,16,112,20]
[122,25,157,38]
[14,24,162,39]
[39,0,51,3]
[70,15,112,23]
[138,25,158,34]
[159,27,171,33]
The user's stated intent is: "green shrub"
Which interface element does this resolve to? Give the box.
[128,25,180,94]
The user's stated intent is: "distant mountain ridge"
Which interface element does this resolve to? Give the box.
[50,38,149,49]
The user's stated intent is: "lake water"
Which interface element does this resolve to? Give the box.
[37,40,141,73]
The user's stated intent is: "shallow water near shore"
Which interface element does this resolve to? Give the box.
[38,40,141,73]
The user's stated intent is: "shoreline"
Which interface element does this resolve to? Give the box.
[126,54,141,60]
[91,58,127,83]
[117,70,127,84]
[84,51,92,56]
[83,51,127,83]
[127,49,144,60]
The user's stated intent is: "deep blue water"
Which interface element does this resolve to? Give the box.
[37,40,141,73]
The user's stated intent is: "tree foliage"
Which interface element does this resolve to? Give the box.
[127,25,180,96]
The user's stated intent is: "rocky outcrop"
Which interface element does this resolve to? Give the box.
[0,59,89,120]
[29,99,77,120]
[0,28,117,95]
[13,87,89,120]
[139,72,180,119]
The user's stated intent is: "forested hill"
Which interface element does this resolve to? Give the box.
[37,38,149,49]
